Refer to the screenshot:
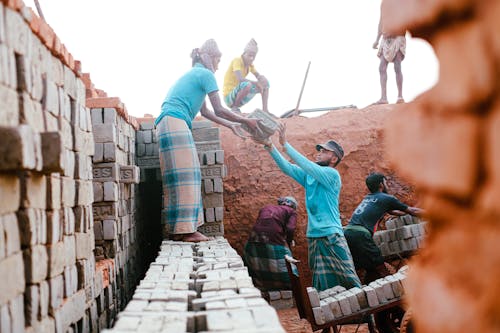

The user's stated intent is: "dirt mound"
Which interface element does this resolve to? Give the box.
[218,104,420,281]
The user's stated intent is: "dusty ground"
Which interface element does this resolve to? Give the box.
[277,307,370,333]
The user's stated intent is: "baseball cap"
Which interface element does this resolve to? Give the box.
[316,140,344,160]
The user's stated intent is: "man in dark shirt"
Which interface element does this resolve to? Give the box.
[243,196,298,290]
[344,173,423,283]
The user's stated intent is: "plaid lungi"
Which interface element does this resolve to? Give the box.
[308,233,362,291]
[224,81,260,108]
[156,116,204,235]
[243,242,293,290]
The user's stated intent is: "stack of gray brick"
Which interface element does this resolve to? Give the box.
[192,121,225,237]
[0,4,97,332]
[102,238,285,333]
[373,215,428,257]
[261,290,295,310]
[135,121,159,173]
[90,107,141,312]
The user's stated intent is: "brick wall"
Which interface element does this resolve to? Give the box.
[0,1,143,332]
[382,0,500,331]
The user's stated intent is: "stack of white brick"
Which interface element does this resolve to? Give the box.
[0,4,96,332]
[308,268,408,325]
[373,215,428,257]
[103,238,285,333]
[90,107,140,310]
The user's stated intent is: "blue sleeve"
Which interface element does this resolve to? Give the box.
[269,146,307,187]
[284,142,340,189]
[201,69,219,94]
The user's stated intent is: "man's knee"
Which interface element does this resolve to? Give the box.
[235,84,252,100]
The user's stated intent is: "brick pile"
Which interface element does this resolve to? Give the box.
[135,118,159,175]
[381,0,500,331]
[102,238,285,333]
[373,215,428,258]
[193,121,225,237]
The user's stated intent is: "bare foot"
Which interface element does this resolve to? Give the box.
[372,99,388,105]
[396,97,405,104]
[181,231,209,242]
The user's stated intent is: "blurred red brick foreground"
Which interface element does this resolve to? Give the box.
[382,0,500,331]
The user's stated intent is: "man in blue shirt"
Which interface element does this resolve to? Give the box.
[259,125,361,291]
[344,172,423,283]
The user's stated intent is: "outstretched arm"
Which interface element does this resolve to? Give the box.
[200,102,247,138]
[387,210,407,216]
[262,140,307,187]
[406,206,424,217]
[388,207,424,218]
[387,195,425,218]
[207,91,261,130]
[278,124,340,188]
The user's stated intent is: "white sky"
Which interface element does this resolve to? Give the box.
[25,0,438,118]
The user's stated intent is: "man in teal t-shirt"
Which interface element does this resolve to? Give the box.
[260,126,361,291]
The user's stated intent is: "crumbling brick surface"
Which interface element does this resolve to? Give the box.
[382,0,500,331]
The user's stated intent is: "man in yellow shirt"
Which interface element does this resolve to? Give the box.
[223,39,270,113]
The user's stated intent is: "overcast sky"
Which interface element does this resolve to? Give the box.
[25,0,438,118]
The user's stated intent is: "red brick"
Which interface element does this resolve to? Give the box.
[38,20,55,49]
[74,60,82,75]
[52,35,62,58]
[86,97,123,110]
[479,0,500,60]
[3,0,23,11]
[382,0,474,37]
[81,73,93,90]
[67,52,74,71]
[27,7,41,34]
[479,102,500,215]
[60,43,69,66]
[96,89,107,97]
[385,103,480,199]
[407,222,500,333]
[423,20,495,111]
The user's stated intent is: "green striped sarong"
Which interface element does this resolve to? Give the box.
[243,242,292,290]
[308,233,362,291]
[156,116,204,235]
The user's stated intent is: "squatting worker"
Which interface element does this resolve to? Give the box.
[223,38,270,113]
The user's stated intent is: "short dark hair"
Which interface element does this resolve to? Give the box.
[366,173,385,193]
